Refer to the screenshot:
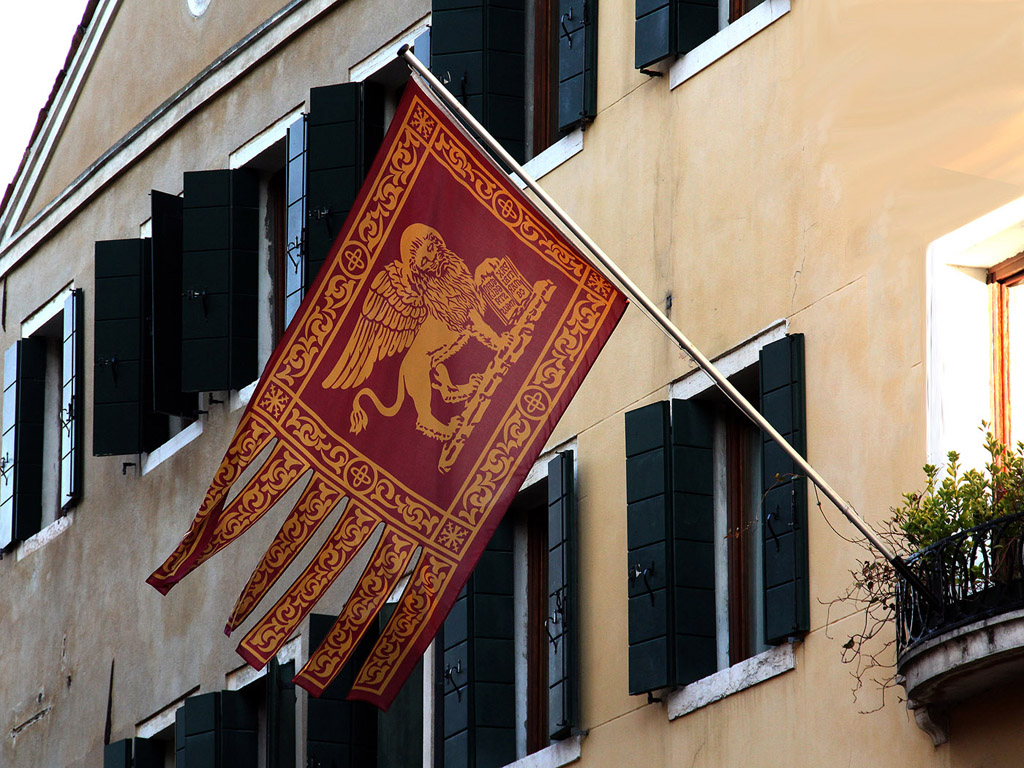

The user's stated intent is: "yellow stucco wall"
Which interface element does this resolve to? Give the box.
[4,0,1024,765]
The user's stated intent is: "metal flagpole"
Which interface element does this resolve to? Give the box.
[398,46,937,601]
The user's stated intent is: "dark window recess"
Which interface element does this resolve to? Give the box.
[436,515,516,768]
[174,690,258,768]
[556,0,597,132]
[180,168,259,392]
[430,0,528,163]
[103,739,132,768]
[266,658,296,768]
[93,238,168,457]
[635,0,716,69]
[306,613,379,766]
[759,333,808,645]
[132,737,166,768]
[624,399,716,694]
[0,339,46,548]
[283,115,307,329]
[151,190,198,417]
[305,82,385,296]
[60,289,83,510]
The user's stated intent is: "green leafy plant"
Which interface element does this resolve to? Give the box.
[824,427,1024,712]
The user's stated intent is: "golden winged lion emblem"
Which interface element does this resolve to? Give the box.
[322,222,555,472]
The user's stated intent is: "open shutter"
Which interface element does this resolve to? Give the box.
[176,691,258,768]
[103,739,132,768]
[1,339,45,547]
[306,613,378,767]
[305,83,385,294]
[181,169,259,392]
[676,0,718,55]
[266,659,296,768]
[94,239,166,456]
[670,399,717,685]
[1,340,46,546]
[439,516,516,767]
[151,190,196,417]
[283,116,307,328]
[759,333,809,645]
[557,0,597,132]
[60,289,83,510]
[635,0,674,68]
[431,0,527,163]
[625,401,674,694]
[546,451,577,740]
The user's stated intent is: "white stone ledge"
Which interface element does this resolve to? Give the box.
[666,642,796,720]
[504,734,583,768]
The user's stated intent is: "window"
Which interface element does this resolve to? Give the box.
[428,0,596,163]
[624,333,807,695]
[635,0,785,71]
[0,287,82,550]
[435,451,577,767]
[990,252,1024,448]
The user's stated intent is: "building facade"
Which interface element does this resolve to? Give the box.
[3,0,1024,765]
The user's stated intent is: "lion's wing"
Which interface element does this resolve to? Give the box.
[321,262,427,389]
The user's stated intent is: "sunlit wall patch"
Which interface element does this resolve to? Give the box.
[187,0,211,17]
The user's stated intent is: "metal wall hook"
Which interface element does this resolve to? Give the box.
[444,660,462,700]
[121,462,136,476]
[560,6,574,48]
[629,563,655,605]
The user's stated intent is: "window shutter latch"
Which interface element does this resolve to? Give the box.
[96,355,119,385]
[60,396,75,437]
[444,659,463,701]
[183,287,208,316]
[545,587,567,651]
[629,562,655,605]
[560,6,575,48]
[0,454,9,482]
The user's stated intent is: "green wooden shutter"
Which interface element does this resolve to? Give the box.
[557,0,597,132]
[759,334,809,645]
[1,339,46,546]
[431,0,527,163]
[283,116,307,328]
[177,691,258,768]
[60,289,83,510]
[625,401,674,694]
[151,190,196,418]
[181,169,259,392]
[670,399,717,685]
[676,0,718,55]
[266,659,296,768]
[547,451,577,740]
[305,83,385,294]
[103,739,132,768]
[306,613,378,767]
[439,516,516,767]
[635,0,674,68]
[94,239,167,456]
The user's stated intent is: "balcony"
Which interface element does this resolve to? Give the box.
[896,511,1024,744]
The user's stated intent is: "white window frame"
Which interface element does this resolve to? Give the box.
[669,0,791,90]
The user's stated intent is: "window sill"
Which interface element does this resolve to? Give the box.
[513,130,584,190]
[504,734,583,768]
[665,642,795,720]
[669,0,791,90]
[141,418,205,475]
[16,512,74,561]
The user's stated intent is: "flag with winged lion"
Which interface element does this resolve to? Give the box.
[147,77,627,709]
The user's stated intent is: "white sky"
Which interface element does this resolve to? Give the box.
[0,1,90,198]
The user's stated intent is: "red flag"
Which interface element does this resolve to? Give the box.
[147,76,627,709]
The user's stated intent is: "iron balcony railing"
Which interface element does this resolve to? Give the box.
[896,510,1024,657]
